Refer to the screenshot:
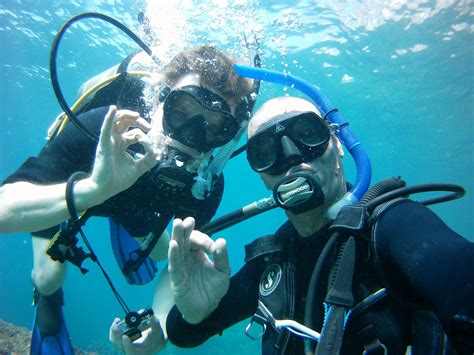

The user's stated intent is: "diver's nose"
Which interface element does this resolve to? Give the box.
[281,135,302,158]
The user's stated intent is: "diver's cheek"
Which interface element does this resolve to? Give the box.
[318,162,346,206]
[259,172,282,191]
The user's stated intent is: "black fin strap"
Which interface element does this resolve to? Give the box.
[122,210,175,276]
[66,171,89,221]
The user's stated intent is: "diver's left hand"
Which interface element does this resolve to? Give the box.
[109,315,166,354]
[168,217,231,324]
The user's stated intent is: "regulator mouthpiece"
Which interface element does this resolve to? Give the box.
[273,171,325,215]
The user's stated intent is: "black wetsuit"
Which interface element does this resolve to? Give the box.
[2,106,224,238]
[166,199,474,354]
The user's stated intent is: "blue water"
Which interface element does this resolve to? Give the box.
[0,0,472,353]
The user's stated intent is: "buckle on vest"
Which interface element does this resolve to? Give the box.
[363,340,388,355]
[246,300,321,343]
[245,300,277,340]
[245,313,268,340]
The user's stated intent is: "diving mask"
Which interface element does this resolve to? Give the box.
[162,85,240,152]
[247,111,330,176]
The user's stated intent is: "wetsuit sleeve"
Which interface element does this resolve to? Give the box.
[1,108,107,237]
[166,258,261,347]
[372,199,474,339]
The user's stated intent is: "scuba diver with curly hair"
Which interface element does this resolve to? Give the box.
[0,44,257,354]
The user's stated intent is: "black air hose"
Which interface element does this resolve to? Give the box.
[359,177,406,206]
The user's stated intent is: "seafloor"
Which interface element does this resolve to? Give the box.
[0,319,94,354]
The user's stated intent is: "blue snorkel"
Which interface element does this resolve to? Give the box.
[233,65,372,218]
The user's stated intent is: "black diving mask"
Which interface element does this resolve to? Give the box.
[162,85,240,152]
[247,111,330,176]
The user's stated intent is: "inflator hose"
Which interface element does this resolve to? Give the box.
[365,183,465,210]
[359,177,406,205]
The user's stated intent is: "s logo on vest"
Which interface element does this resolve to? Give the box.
[259,264,282,297]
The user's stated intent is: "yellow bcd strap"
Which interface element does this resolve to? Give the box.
[46,70,159,140]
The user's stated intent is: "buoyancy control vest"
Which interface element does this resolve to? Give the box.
[244,178,465,355]
[244,228,297,354]
[244,223,413,354]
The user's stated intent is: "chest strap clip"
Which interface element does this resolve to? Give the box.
[363,340,388,355]
[245,301,321,342]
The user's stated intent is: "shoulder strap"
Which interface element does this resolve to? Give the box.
[245,226,297,354]
[245,220,294,262]
[117,52,139,73]
[316,236,356,355]
[244,235,287,262]
[75,51,149,117]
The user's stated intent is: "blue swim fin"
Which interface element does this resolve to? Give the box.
[109,218,158,285]
[30,288,74,355]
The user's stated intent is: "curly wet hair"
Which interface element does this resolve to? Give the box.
[162,45,253,103]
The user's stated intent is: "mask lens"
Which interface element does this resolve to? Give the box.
[163,87,239,151]
[178,115,207,150]
[247,133,279,172]
[290,113,329,146]
[204,111,234,146]
[165,94,201,129]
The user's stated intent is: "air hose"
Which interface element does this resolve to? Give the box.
[50,12,158,142]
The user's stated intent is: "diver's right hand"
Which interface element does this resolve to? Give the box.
[168,217,231,324]
[0,106,158,233]
[89,106,158,204]
[109,315,166,354]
